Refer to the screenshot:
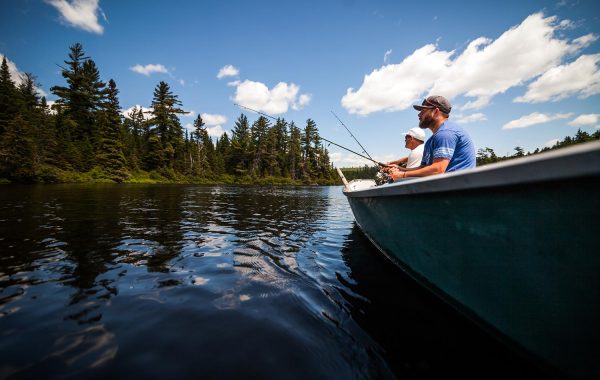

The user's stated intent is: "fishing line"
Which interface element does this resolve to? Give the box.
[234,103,279,121]
[233,103,389,167]
[330,111,374,161]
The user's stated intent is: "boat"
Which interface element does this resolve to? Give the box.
[339,141,600,379]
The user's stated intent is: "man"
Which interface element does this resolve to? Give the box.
[386,95,475,181]
[385,127,426,169]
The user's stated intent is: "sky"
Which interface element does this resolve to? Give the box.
[1,0,599,167]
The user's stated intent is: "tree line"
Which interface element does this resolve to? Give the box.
[476,129,600,166]
[0,43,336,184]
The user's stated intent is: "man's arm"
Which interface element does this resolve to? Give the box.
[388,158,449,180]
[386,157,408,166]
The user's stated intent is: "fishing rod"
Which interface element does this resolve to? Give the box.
[234,103,279,121]
[330,111,374,161]
[320,136,389,167]
[233,103,390,167]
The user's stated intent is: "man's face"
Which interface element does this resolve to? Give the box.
[405,135,421,149]
[418,108,436,130]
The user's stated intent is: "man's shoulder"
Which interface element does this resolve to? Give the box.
[441,120,463,131]
[436,121,468,138]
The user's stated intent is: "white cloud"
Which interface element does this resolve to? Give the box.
[46,100,58,114]
[183,113,229,137]
[572,33,599,49]
[1,54,27,87]
[514,54,600,103]
[201,113,227,126]
[184,122,227,138]
[202,114,228,137]
[502,112,573,130]
[568,114,600,128]
[383,49,392,63]
[121,105,153,119]
[342,44,452,115]
[217,65,239,79]
[46,0,104,34]
[330,152,372,167]
[341,12,596,115]
[232,80,311,115]
[206,125,226,137]
[293,94,312,110]
[330,151,395,168]
[130,64,169,76]
[454,113,487,124]
[433,13,583,106]
[545,138,560,148]
[0,54,47,97]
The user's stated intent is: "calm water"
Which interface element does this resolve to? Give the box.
[0,184,547,379]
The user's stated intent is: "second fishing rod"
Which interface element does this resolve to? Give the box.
[234,104,390,167]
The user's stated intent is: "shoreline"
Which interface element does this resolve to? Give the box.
[0,170,340,186]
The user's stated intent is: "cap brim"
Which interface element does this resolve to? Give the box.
[413,105,430,111]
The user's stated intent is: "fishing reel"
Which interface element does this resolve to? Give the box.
[375,171,392,186]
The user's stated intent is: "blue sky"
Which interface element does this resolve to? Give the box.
[1,0,599,166]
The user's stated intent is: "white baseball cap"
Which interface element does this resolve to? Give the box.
[403,127,426,142]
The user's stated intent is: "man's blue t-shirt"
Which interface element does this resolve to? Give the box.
[421,121,475,172]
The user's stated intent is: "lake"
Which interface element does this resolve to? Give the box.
[0,184,547,379]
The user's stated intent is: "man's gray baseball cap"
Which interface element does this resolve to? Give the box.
[413,95,452,115]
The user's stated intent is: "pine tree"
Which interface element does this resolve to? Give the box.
[265,118,288,177]
[250,116,270,176]
[50,43,88,137]
[0,114,35,181]
[0,56,18,136]
[50,43,107,170]
[123,106,145,170]
[17,73,47,167]
[513,146,525,157]
[228,114,252,175]
[201,130,215,177]
[147,81,186,170]
[144,132,164,171]
[95,79,128,181]
[287,121,302,180]
[52,109,77,170]
[476,147,498,166]
[191,115,211,177]
[317,144,333,180]
[37,97,59,167]
[574,129,591,143]
[213,132,229,176]
[302,119,319,179]
[18,72,40,110]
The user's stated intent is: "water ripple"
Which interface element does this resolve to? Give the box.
[0,184,540,379]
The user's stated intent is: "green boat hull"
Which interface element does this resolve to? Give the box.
[343,142,600,379]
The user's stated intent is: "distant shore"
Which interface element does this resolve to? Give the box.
[0,168,340,186]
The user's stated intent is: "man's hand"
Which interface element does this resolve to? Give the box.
[385,166,406,178]
[379,163,399,174]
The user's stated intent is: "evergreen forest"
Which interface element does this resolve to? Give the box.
[0,43,336,185]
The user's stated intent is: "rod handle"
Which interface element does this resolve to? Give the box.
[336,168,349,190]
